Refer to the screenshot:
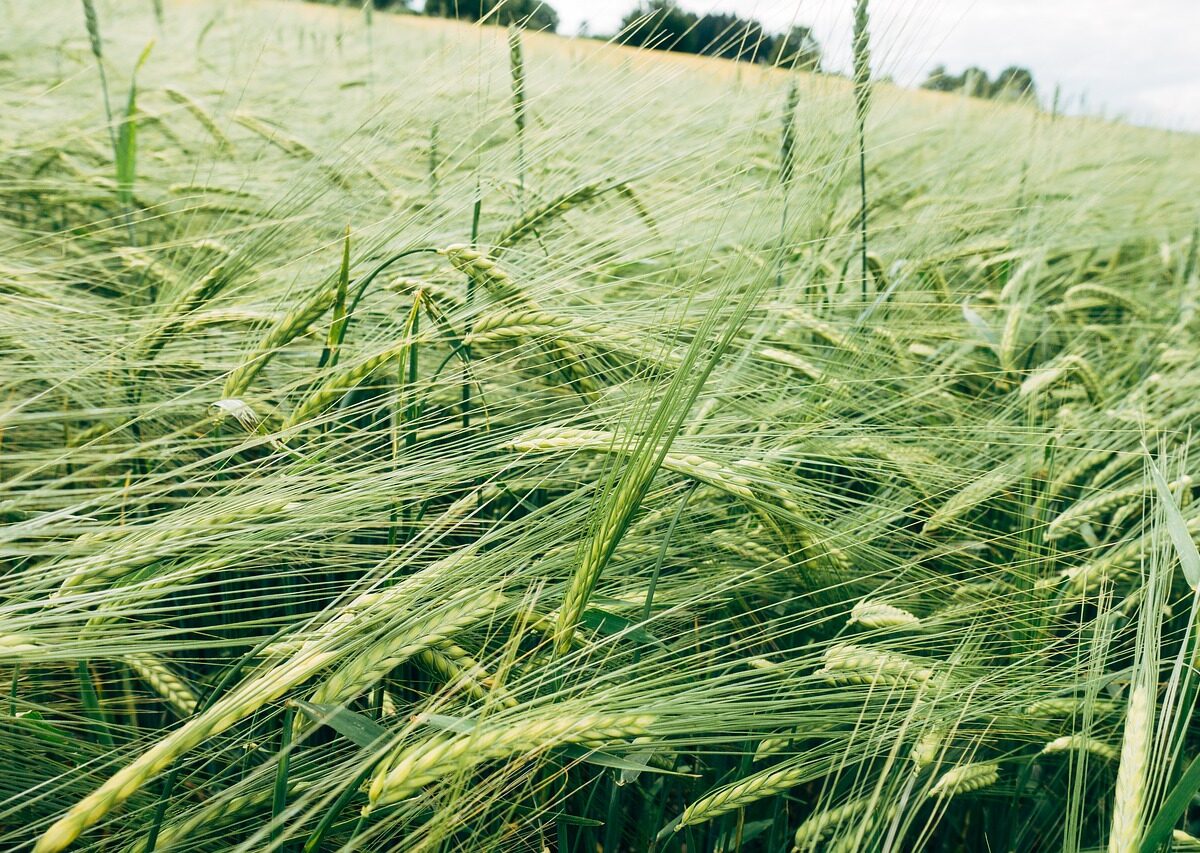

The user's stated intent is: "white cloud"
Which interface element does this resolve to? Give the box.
[550,0,1200,131]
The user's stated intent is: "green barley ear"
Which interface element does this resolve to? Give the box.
[852,0,872,301]
[778,77,800,289]
[80,0,115,151]
[928,762,999,799]
[163,87,233,152]
[124,654,198,717]
[509,26,527,209]
[222,283,338,399]
[675,761,808,830]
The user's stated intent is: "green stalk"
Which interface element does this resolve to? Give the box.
[271,706,295,846]
[76,661,114,749]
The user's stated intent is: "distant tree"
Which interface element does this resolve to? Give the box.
[309,0,412,9]
[992,65,1036,100]
[618,1,698,53]
[769,24,821,71]
[423,0,559,32]
[960,66,990,98]
[920,65,959,92]
[616,2,821,70]
[692,12,770,62]
[922,63,1038,102]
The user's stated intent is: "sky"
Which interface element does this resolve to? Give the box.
[547,0,1200,132]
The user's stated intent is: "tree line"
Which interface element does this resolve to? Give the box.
[311,1,1036,100]
[920,65,1037,101]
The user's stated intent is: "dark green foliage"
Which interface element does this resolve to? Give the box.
[618,1,823,69]
[770,24,821,71]
[423,0,559,32]
[308,0,412,10]
[922,64,1038,101]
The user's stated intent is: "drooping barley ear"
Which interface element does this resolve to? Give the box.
[441,244,526,305]
[124,783,308,853]
[440,246,597,397]
[416,641,517,708]
[369,713,654,808]
[1041,734,1119,762]
[509,26,527,210]
[284,336,419,431]
[1047,475,1191,543]
[307,589,506,707]
[1027,697,1120,718]
[816,643,936,689]
[33,645,343,853]
[753,733,796,761]
[852,0,871,301]
[616,182,659,236]
[163,87,233,152]
[54,499,297,597]
[1109,681,1152,852]
[850,599,921,630]
[792,798,872,851]
[676,761,807,829]
[911,726,945,769]
[222,283,338,399]
[506,428,808,520]
[495,181,599,248]
[1062,283,1147,318]
[927,762,999,798]
[233,112,351,189]
[124,654,198,717]
[922,460,1023,534]
[1019,354,1102,404]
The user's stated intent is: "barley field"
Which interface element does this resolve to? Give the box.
[3,1,1200,851]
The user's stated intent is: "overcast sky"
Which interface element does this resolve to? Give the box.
[549,0,1199,132]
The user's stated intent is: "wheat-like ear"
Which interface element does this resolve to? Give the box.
[368,713,654,808]
[509,26,527,208]
[123,654,199,717]
[852,0,872,299]
[222,284,338,399]
[163,87,232,151]
[1047,475,1191,542]
[79,0,115,152]
[306,589,506,707]
[1109,679,1153,852]
[849,599,921,630]
[817,643,937,688]
[927,761,999,798]
[1041,734,1119,761]
[792,798,873,851]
